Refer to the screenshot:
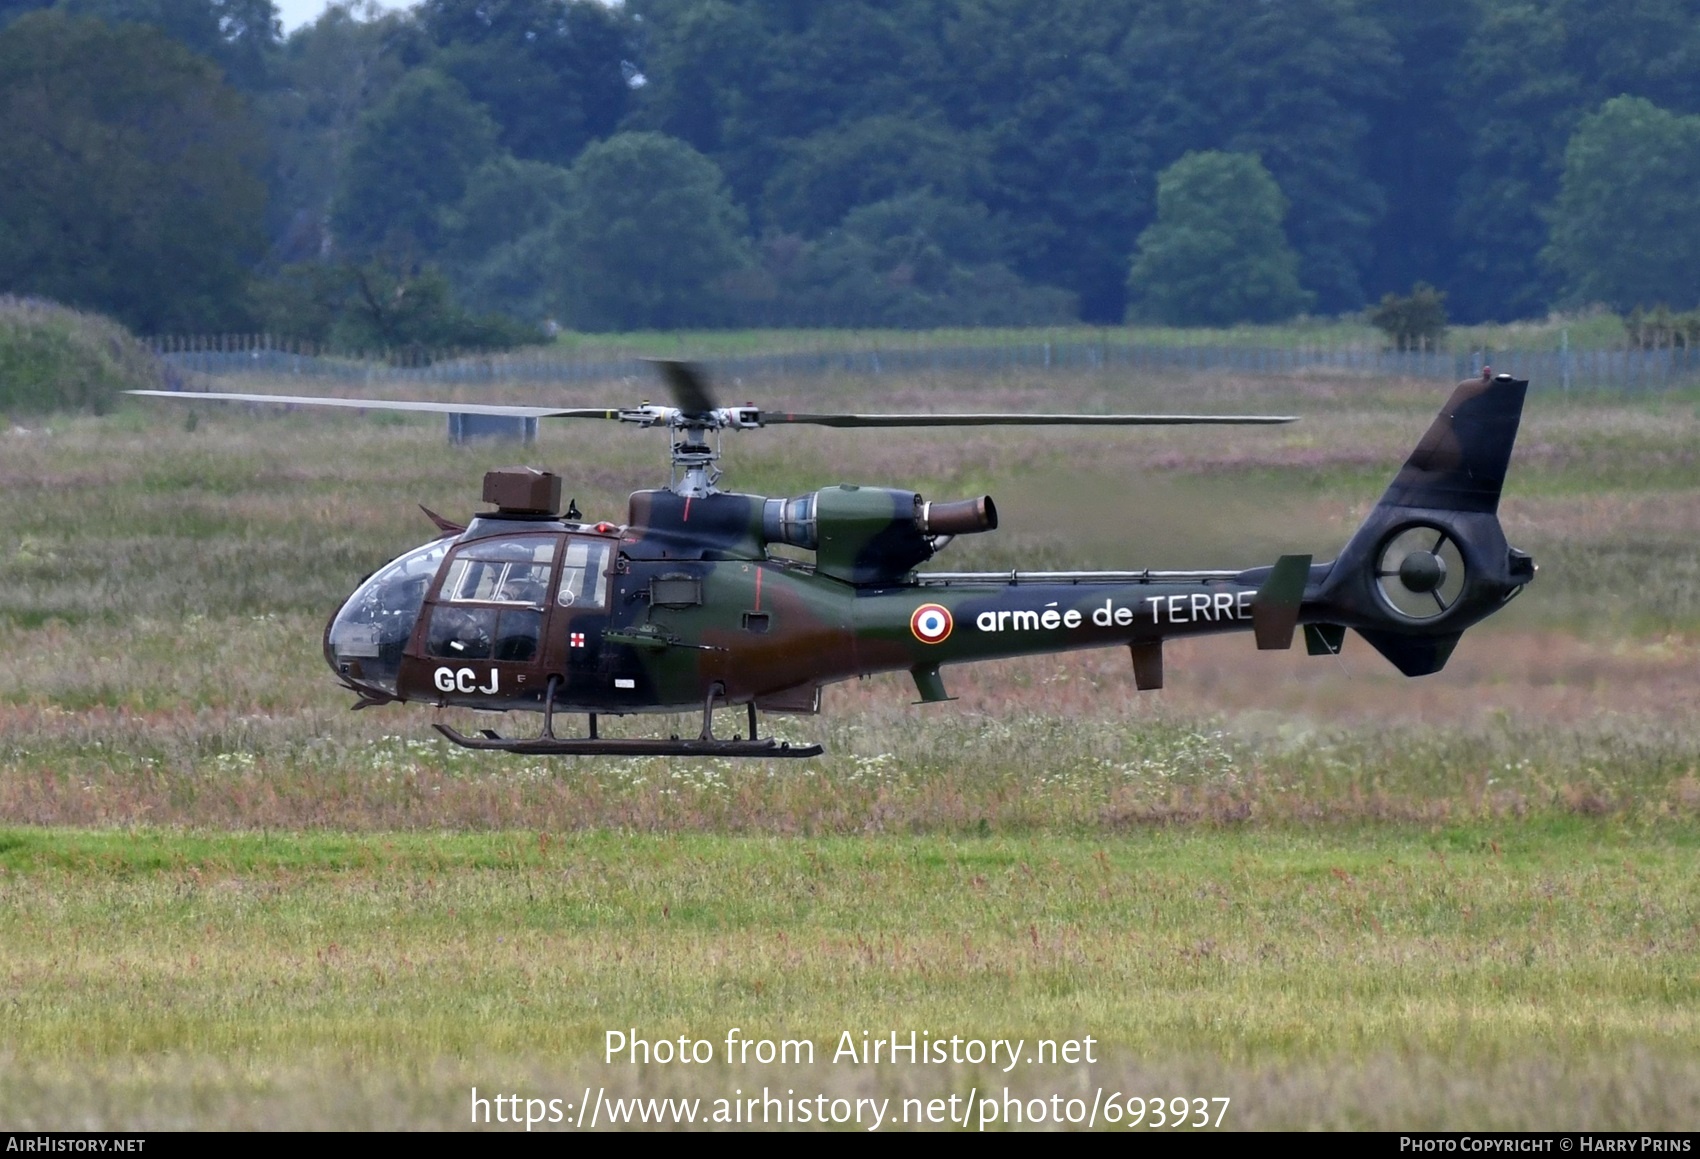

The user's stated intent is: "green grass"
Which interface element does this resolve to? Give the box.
[1,826,1697,1129]
[4,363,1700,1128]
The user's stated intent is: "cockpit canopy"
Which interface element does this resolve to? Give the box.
[325,536,452,694]
[324,528,616,696]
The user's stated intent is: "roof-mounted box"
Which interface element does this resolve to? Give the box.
[482,467,561,517]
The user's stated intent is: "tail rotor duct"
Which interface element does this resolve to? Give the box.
[1375,524,1466,621]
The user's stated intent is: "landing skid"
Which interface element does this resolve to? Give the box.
[432,678,825,758]
[432,723,823,758]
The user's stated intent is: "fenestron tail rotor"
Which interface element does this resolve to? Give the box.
[1374,524,1467,620]
[129,357,1297,496]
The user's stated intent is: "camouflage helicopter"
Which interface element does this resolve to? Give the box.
[132,363,1533,758]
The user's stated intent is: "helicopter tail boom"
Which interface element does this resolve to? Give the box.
[881,374,1534,688]
[1274,371,1535,675]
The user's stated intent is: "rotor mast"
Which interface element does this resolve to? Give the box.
[671,417,720,497]
[613,401,762,497]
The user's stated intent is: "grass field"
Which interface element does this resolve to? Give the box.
[542,309,1632,360]
[2,362,1698,1129]
[3,826,1698,1130]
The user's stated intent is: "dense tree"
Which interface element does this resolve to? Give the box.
[1357,0,1476,300]
[60,0,280,89]
[438,157,571,270]
[449,233,559,324]
[329,68,500,258]
[931,0,1390,321]
[930,0,1148,322]
[760,115,991,238]
[1447,0,1700,320]
[0,0,51,29]
[1126,152,1311,326]
[742,191,1073,327]
[554,132,750,330]
[627,0,957,211]
[1167,0,1391,313]
[252,256,537,350]
[260,2,423,264]
[15,0,1700,335]
[623,0,770,182]
[328,260,530,350]
[1370,283,1449,350]
[419,0,636,166]
[0,12,265,331]
[437,157,572,319]
[1544,96,1700,310]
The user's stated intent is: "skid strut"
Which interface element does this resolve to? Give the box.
[699,681,724,740]
[542,675,560,740]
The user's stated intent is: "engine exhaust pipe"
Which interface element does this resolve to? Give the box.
[919,496,998,536]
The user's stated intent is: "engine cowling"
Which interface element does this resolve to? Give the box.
[762,485,997,584]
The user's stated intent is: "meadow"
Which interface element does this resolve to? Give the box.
[1,362,1698,1129]
[539,310,1633,360]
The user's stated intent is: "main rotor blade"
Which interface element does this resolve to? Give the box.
[127,390,620,420]
[129,390,1299,428]
[759,412,1297,427]
[647,359,718,415]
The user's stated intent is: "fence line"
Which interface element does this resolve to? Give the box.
[147,334,1700,393]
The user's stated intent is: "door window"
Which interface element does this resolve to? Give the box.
[557,537,612,609]
[426,535,559,663]
[439,536,555,608]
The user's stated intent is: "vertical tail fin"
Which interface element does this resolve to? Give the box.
[1301,372,1535,676]
[1377,371,1529,514]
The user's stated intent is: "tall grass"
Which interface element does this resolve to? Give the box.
[540,310,1637,360]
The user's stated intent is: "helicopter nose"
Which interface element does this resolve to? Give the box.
[323,537,453,699]
[324,594,404,697]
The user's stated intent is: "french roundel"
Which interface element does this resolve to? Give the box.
[910,603,953,644]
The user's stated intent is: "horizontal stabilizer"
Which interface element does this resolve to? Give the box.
[1253,554,1312,650]
[1355,628,1461,677]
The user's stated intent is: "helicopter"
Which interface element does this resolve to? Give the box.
[131,361,1534,758]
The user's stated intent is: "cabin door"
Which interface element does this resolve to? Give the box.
[414,531,563,706]
[543,534,618,703]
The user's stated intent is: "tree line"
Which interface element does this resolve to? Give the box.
[1,0,1698,339]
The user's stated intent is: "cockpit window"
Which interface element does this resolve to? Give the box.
[557,537,611,609]
[439,536,556,609]
[425,534,560,666]
[325,536,453,694]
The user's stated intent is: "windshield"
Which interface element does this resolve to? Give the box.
[324,537,452,695]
